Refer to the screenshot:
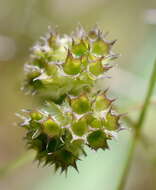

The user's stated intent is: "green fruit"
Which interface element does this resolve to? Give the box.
[71,95,91,114]
[63,52,82,75]
[91,38,110,56]
[87,130,108,150]
[30,111,43,120]
[94,94,111,111]
[86,114,102,128]
[46,63,58,75]
[89,60,103,76]
[72,40,88,56]
[103,112,120,130]
[72,117,88,136]
[52,149,77,172]
[43,119,61,137]
[67,139,85,157]
[90,118,103,128]
[62,128,73,142]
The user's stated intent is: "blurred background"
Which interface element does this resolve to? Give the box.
[0,0,156,189]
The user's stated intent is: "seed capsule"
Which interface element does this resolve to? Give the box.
[103,111,120,130]
[72,117,88,136]
[45,63,58,76]
[72,39,89,56]
[30,111,43,121]
[67,139,85,157]
[93,93,112,111]
[52,149,78,172]
[85,114,102,128]
[89,60,104,76]
[63,51,82,75]
[71,95,91,114]
[91,38,110,56]
[87,130,108,150]
[43,118,61,137]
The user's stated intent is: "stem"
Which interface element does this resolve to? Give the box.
[117,136,137,190]
[136,62,156,132]
[117,60,156,190]
[0,151,34,178]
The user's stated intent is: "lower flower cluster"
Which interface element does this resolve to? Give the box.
[18,91,121,172]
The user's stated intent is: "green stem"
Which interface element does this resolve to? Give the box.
[117,136,137,190]
[136,62,156,132]
[117,60,156,190]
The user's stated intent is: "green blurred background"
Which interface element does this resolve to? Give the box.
[0,0,156,189]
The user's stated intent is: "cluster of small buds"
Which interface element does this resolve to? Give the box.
[18,25,122,173]
[23,25,117,99]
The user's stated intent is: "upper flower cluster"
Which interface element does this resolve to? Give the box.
[23,25,118,100]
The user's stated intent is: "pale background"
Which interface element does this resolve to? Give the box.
[0,0,156,189]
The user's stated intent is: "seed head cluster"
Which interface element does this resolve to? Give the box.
[18,25,122,173]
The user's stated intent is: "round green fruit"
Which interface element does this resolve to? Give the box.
[30,111,43,121]
[87,130,108,150]
[43,118,61,137]
[72,117,88,136]
[71,95,91,114]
